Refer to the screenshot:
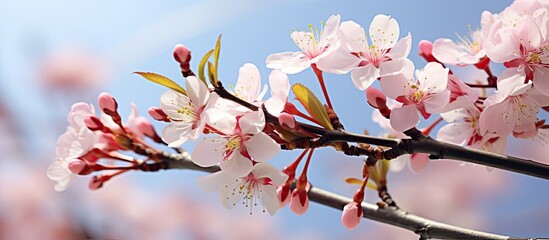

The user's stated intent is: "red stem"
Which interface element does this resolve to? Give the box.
[311,64,333,109]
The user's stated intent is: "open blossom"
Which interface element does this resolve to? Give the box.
[197,163,287,215]
[380,59,450,132]
[212,64,267,115]
[266,15,341,74]
[432,27,488,66]
[47,103,97,191]
[479,72,549,136]
[319,14,412,90]
[484,8,549,94]
[192,110,280,177]
[437,96,482,146]
[160,76,210,147]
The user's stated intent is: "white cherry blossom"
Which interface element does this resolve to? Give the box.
[192,110,280,177]
[318,14,412,90]
[160,76,211,147]
[197,163,287,215]
[380,59,450,132]
[266,15,341,74]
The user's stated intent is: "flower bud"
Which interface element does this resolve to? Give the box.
[365,87,387,109]
[277,184,291,208]
[289,188,309,215]
[84,116,104,131]
[98,92,118,114]
[173,44,191,71]
[148,107,170,122]
[278,112,296,129]
[134,116,162,142]
[68,159,87,174]
[341,202,363,230]
[89,174,110,190]
[418,40,438,63]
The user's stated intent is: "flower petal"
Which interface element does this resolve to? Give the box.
[220,152,253,177]
[196,171,225,192]
[436,122,473,146]
[235,64,262,103]
[191,137,225,167]
[387,32,412,59]
[351,65,379,90]
[239,110,265,135]
[162,123,191,147]
[260,185,280,216]
[533,66,549,96]
[266,51,311,74]
[339,20,368,53]
[424,90,450,114]
[316,46,361,74]
[369,14,400,50]
[185,76,210,107]
[389,104,419,132]
[246,132,280,162]
[417,62,448,93]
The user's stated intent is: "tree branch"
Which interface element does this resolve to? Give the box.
[213,83,549,180]
[157,151,539,240]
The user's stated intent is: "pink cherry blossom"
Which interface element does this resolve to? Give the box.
[192,110,280,177]
[479,72,549,136]
[160,76,210,147]
[197,162,287,215]
[47,125,96,191]
[266,15,341,74]
[437,96,482,146]
[380,59,450,132]
[484,9,549,95]
[318,14,412,90]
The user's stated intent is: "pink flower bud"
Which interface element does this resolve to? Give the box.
[98,92,118,114]
[68,159,87,174]
[84,116,104,131]
[148,107,170,122]
[89,174,112,190]
[278,112,296,129]
[173,44,191,71]
[289,188,309,215]
[277,184,291,208]
[365,87,387,109]
[341,202,363,230]
[418,40,438,63]
[134,116,157,139]
[89,175,105,190]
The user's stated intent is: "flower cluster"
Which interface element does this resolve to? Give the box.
[47,0,549,232]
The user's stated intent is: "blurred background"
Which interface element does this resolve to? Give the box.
[1,0,548,239]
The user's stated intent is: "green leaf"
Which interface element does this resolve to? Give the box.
[291,83,334,130]
[345,177,377,190]
[213,34,222,81]
[198,49,214,86]
[134,72,186,95]
[207,61,216,86]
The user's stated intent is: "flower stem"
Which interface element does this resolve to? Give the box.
[311,64,333,109]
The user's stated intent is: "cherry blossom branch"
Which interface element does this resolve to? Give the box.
[214,83,549,180]
[156,151,537,240]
